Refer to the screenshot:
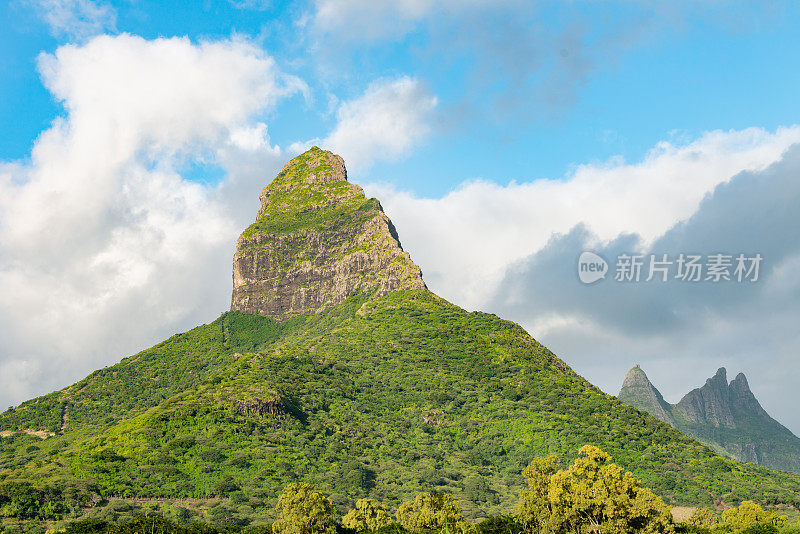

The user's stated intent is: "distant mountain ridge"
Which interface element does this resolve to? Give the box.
[619,366,800,473]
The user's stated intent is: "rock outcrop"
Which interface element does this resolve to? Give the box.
[618,366,800,473]
[230,147,425,320]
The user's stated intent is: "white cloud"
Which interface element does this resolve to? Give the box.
[367,127,800,310]
[28,0,116,41]
[0,34,302,410]
[322,76,437,171]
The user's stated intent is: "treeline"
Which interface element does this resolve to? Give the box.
[7,446,800,534]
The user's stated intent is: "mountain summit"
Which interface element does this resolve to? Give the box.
[619,366,800,473]
[618,366,673,424]
[231,147,425,320]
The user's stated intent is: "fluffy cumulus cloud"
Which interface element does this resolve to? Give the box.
[28,0,117,41]
[0,34,304,410]
[368,127,800,433]
[322,77,438,171]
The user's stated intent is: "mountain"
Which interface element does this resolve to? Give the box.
[2,148,800,527]
[619,365,800,473]
[230,148,425,320]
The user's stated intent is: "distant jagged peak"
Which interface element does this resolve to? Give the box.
[618,365,673,425]
[622,364,651,387]
[231,147,426,321]
[705,367,729,388]
[730,372,751,392]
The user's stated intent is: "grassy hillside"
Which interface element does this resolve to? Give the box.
[2,290,800,526]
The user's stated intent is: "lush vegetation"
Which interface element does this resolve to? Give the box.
[3,290,800,528]
[5,448,800,534]
[240,147,375,240]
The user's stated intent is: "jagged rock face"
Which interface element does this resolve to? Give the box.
[673,368,736,428]
[231,147,426,320]
[618,365,800,473]
[618,366,674,424]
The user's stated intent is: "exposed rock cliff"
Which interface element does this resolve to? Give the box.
[672,368,736,428]
[618,366,800,473]
[230,147,425,320]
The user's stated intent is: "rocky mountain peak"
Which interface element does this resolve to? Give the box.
[618,366,673,424]
[618,365,800,472]
[706,367,728,389]
[621,365,648,387]
[230,147,426,320]
[730,372,750,391]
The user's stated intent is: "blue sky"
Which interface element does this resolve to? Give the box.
[5,1,800,194]
[3,0,800,433]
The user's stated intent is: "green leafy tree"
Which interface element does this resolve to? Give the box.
[683,508,719,529]
[516,455,558,533]
[396,492,466,532]
[721,501,787,533]
[273,483,337,534]
[342,498,392,531]
[520,445,673,534]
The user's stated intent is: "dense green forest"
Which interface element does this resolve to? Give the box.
[3,290,800,531]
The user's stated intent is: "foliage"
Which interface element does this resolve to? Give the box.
[473,516,522,534]
[342,499,392,532]
[273,484,336,534]
[395,492,466,532]
[517,446,673,534]
[3,290,800,524]
[682,508,719,529]
[516,455,558,533]
[722,501,787,532]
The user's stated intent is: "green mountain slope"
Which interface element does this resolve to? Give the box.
[2,148,800,526]
[619,366,800,474]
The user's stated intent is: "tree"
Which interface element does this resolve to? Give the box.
[721,501,787,533]
[516,455,558,533]
[273,483,337,534]
[342,498,392,531]
[396,492,466,532]
[518,445,673,534]
[682,508,719,530]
